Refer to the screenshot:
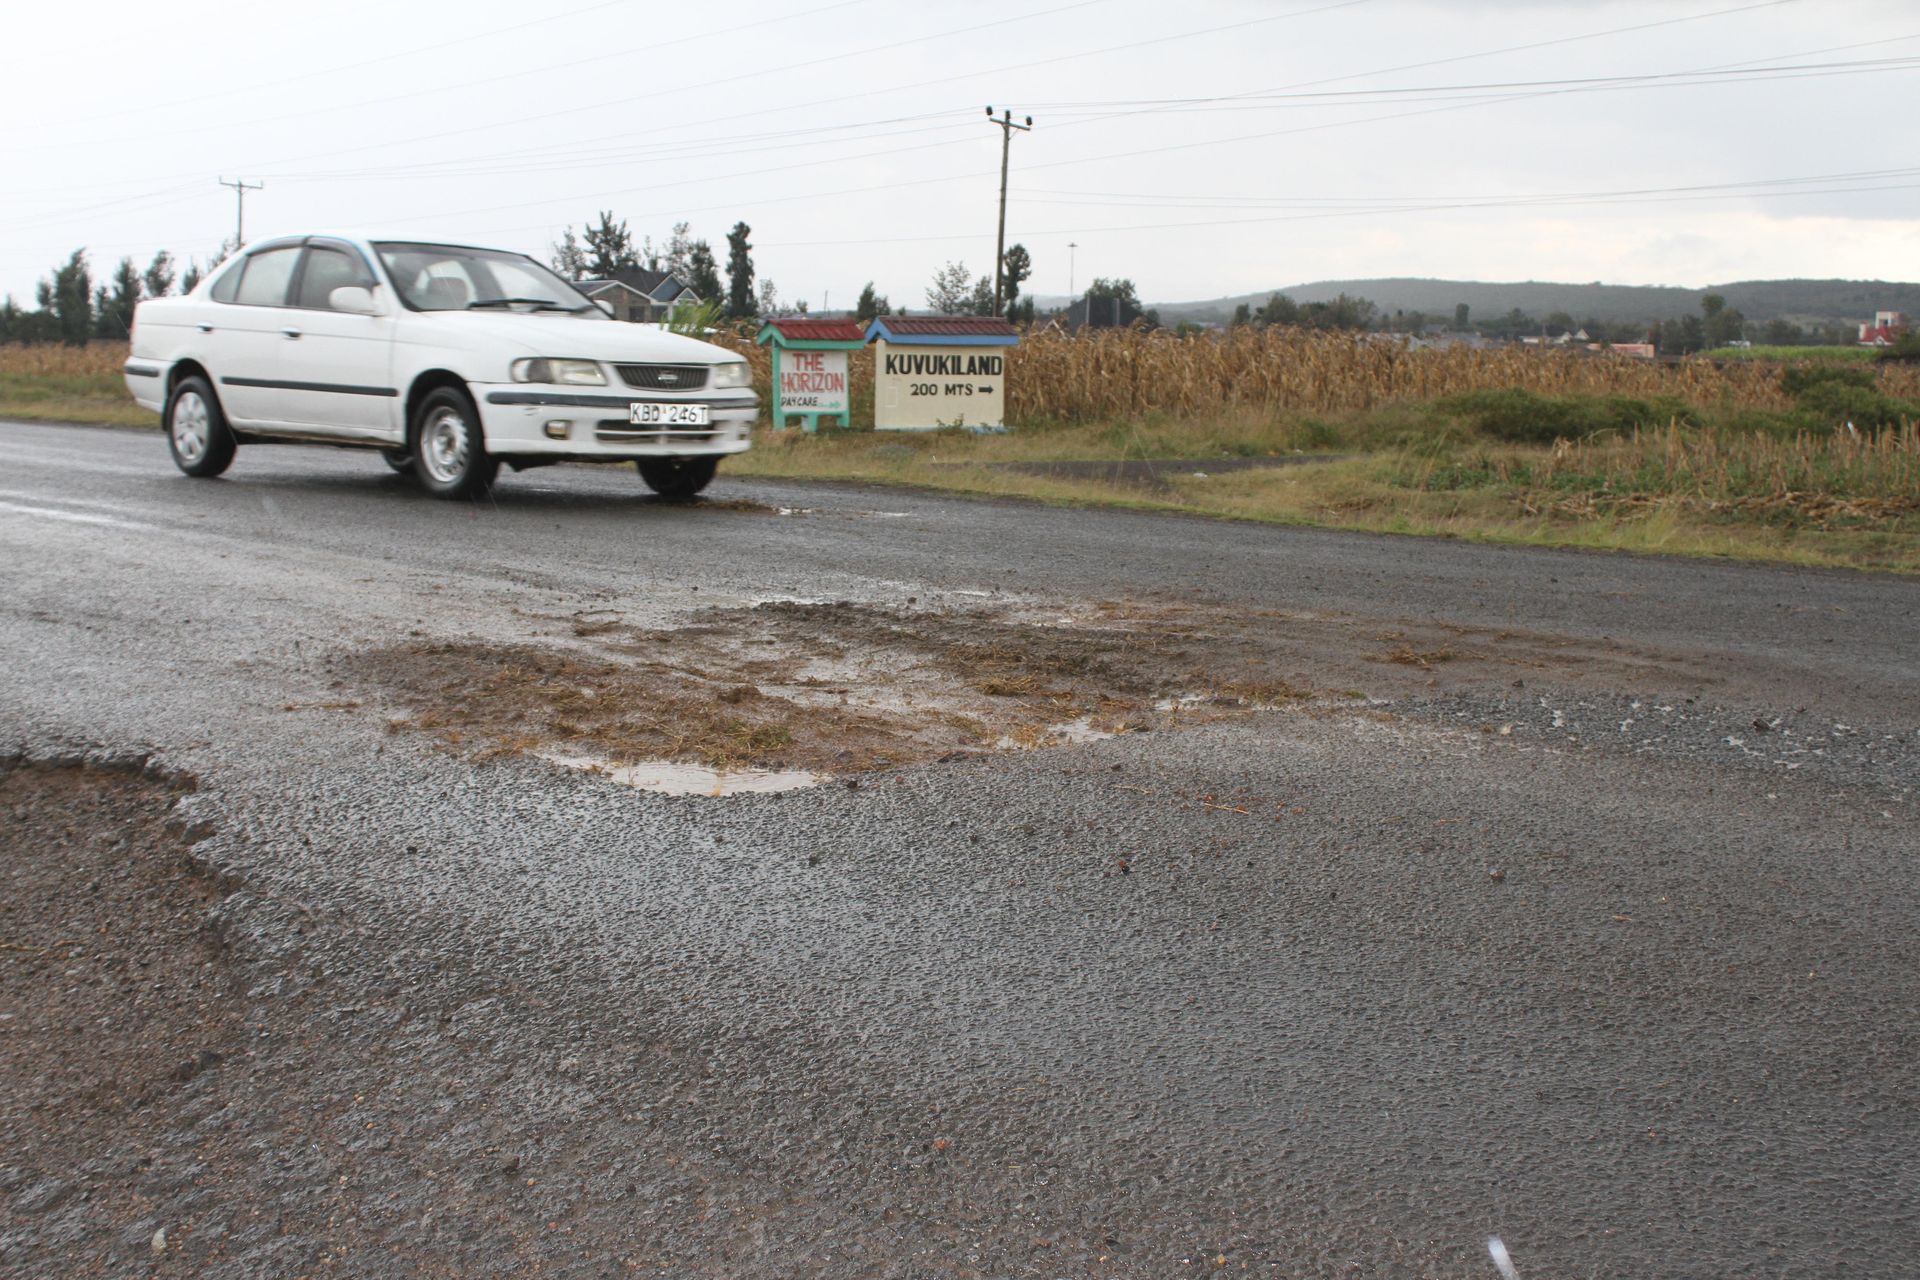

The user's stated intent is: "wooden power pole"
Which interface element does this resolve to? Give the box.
[985,107,1032,318]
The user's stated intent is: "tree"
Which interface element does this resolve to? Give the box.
[756,277,779,316]
[1085,277,1142,308]
[1010,296,1035,325]
[1543,310,1576,338]
[1454,302,1471,331]
[1762,318,1805,346]
[46,250,93,346]
[1701,292,1745,348]
[926,261,975,315]
[725,222,756,319]
[1000,243,1031,313]
[95,256,143,338]
[582,211,638,278]
[1256,292,1298,327]
[660,222,696,282]
[855,282,891,323]
[142,250,175,300]
[687,240,721,302]
[550,228,587,279]
[181,261,205,294]
[966,275,994,316]
[1230,302,1252,328]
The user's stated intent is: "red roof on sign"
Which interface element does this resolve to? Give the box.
[872,316,1020,339]
[759,317,867,343]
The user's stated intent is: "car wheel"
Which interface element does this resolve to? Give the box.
[410,386,497,500]
[381,448,415,475]
[636,456,718,500]
[165,376,236,478]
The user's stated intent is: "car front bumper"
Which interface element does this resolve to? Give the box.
[475,386,758,458]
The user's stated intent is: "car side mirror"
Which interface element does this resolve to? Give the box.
[330,285,381,316]
[594,299,614,317]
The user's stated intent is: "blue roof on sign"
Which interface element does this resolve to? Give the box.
[866,315,1021,347]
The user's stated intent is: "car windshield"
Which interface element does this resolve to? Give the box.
[373,242,599,314]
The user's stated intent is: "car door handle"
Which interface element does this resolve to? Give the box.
[282,328,302,340]
[197,324,214,333]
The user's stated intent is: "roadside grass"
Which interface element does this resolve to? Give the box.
[734,411,1920,573]
[0,344,150,427]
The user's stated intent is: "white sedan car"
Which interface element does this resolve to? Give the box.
[123,233,757,499]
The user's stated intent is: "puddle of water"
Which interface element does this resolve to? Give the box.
[539,750,819,796]
[1053,716,1119,745]
[1155,692,1214,712]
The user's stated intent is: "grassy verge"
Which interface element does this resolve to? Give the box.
[0,370,153,427]
[732,401,1920,573]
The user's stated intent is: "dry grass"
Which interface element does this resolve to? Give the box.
[0,342,151,426]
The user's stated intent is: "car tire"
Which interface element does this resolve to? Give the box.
[165,376,237,478]
[636,456,718,500]
[381,448,415,476]
[410,386,496,500]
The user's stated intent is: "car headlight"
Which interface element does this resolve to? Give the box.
[710,361,752,390]
[511,358,605,386]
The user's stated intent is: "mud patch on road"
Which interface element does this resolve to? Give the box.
[351,600,1312,786]
[351,594,1715,790]
[0,760,242,1271]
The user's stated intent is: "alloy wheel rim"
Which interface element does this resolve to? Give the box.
[421,407,469,483]
[171,392,209,463]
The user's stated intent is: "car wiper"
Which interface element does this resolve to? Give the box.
[466,297,564,310]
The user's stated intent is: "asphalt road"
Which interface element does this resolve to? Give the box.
[2,420,1917,1278]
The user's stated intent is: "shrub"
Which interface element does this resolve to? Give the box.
[1781,363,1878,398]
[1437,389,1694,443]
[1793,382,1919,432]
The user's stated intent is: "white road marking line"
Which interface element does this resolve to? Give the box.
[0,499,158,532]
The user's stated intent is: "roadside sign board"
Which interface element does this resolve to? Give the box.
[873,344,1006,430]
[755,317,867,431]
[778,348,849,418]
[865,316,1021,432]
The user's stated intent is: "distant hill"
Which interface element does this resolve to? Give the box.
[1152,278,1920,327]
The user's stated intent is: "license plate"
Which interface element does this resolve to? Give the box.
[629,402,710,426]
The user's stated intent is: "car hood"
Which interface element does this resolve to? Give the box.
[412,312,742,364]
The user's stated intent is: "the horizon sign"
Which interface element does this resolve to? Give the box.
[778,349,849,418]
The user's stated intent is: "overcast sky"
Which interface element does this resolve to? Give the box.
[3,0,1915,309]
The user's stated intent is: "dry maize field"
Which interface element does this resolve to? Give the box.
[12,334,1920,426]
[710,325,1920,423]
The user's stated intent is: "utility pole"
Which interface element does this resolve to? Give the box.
[1068,241,1079,300]
[984,106,1032,318]
[218,177,263,247]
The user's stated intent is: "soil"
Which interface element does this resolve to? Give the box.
[350,593,1720,784]
[0,763,239,1275]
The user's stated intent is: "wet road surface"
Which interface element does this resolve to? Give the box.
[2,421,1916,1277]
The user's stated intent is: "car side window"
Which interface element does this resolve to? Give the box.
[231,246,302,307]
[295,245,374,311]
[209,259,245,303]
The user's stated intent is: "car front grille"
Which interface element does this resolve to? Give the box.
[596,420,719,445]
[615,363,708,392]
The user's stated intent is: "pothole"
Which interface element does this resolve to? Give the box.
[343,594,1708,795]
[536,750,818,796]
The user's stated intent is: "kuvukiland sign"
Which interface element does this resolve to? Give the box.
[866,315,1020,431]
[754,317,867,431]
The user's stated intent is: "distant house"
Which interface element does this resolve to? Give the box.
[1056,294,1152,332]
[573,267,701,323]
[1858,310,1910,346]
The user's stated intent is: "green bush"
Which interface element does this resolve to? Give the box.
[1793,381,1918,432]
[1781,363,1878,397]
[1438,389,1695,444]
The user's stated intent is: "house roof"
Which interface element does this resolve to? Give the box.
[866,315,1021,346]
[757,317,867,346]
